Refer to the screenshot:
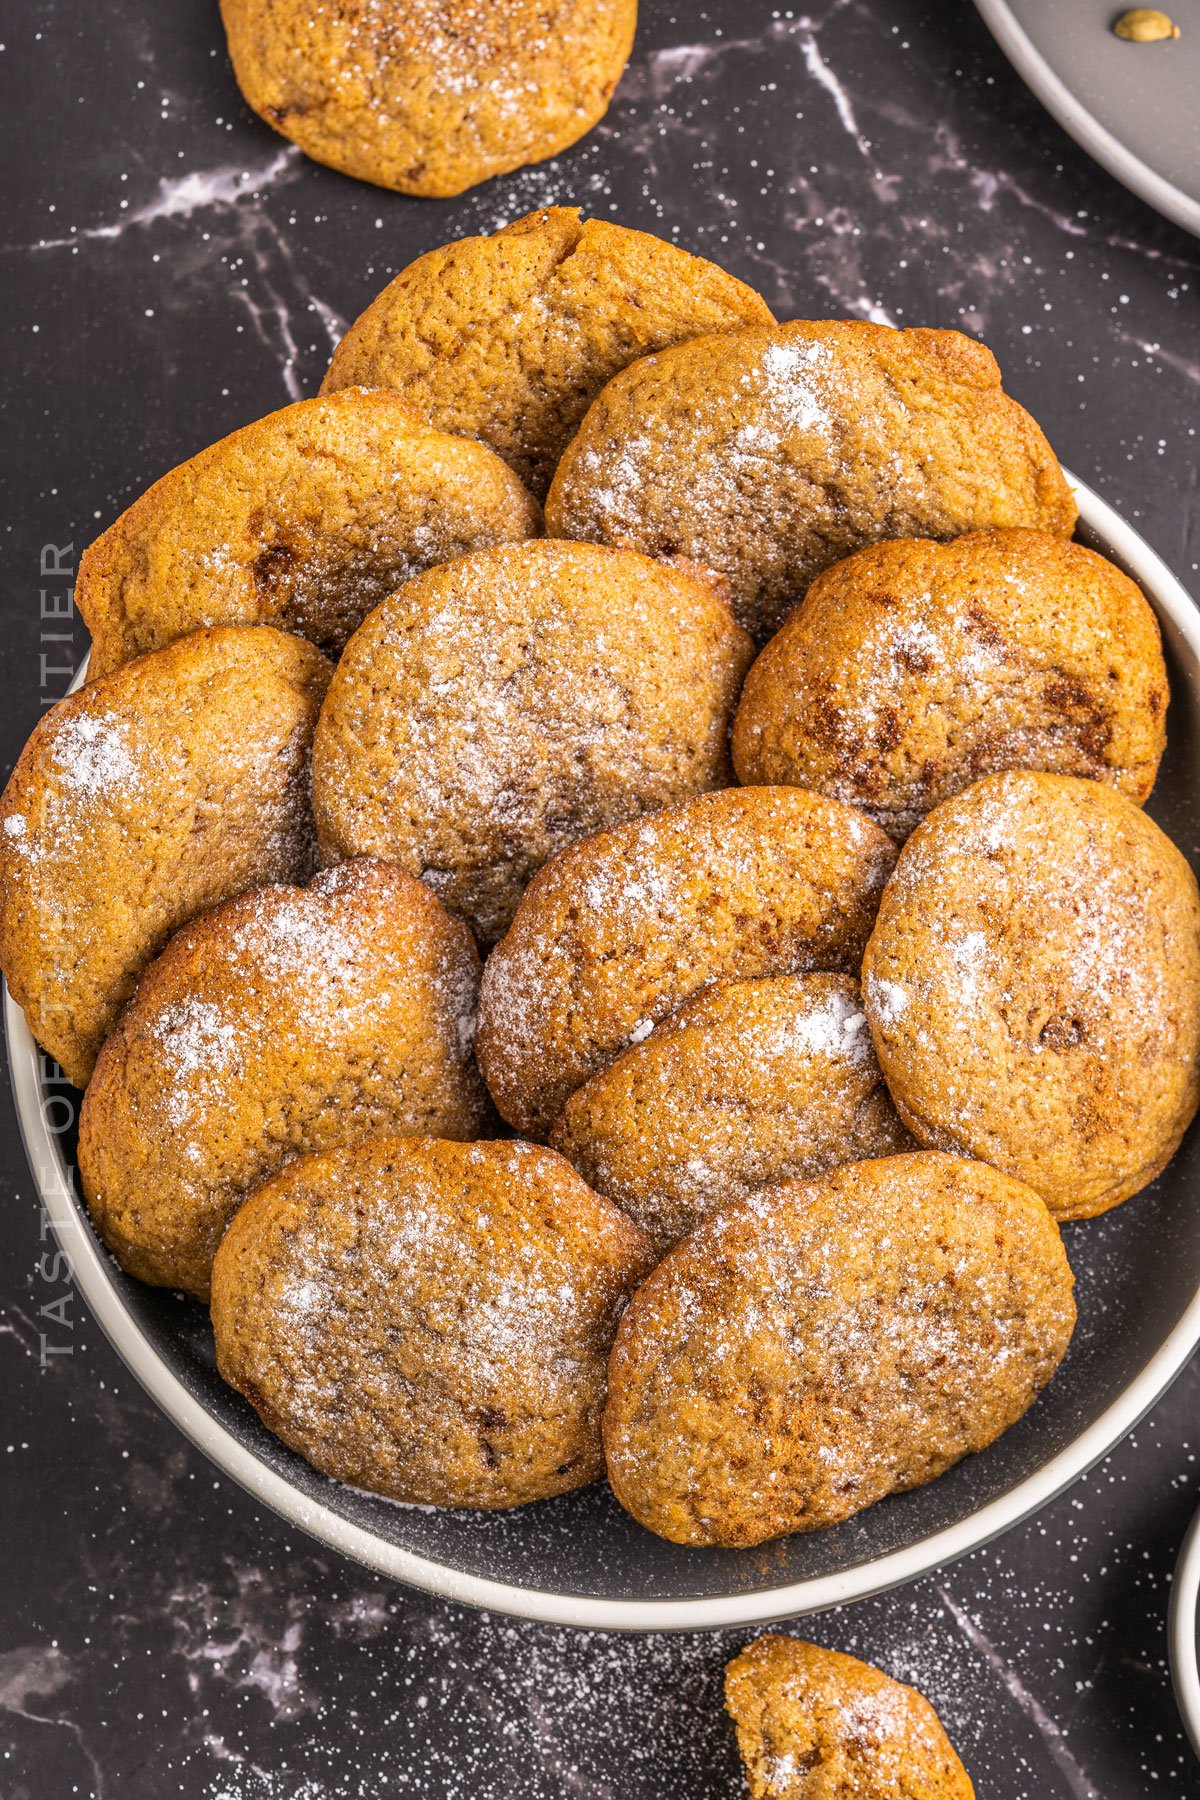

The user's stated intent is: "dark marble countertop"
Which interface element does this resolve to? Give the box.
[2,2,1198,1795]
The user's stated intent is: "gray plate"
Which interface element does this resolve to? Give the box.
[975,0,1200,238]
[7,474,1200,1631]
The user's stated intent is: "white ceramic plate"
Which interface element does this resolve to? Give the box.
[7,471,1200,1632]
[1171,1504,1200,1759]
[975,0,1200,239]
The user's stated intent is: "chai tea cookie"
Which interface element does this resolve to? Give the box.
[863,771,1200,1220]
[211,1135,655,1507]
[221,1,637,199]
[552,974,911,1251]
[733,529,1168,837]
[321,206,773,496]
[476,787,897,1137]
[0,627,330,1088]
[545,320,1077,640]
[312,540,753,943]
[603,1152,1075,1547]
[725,1635,975,1800]
[78,861,487,1299]
[75,388,540,677]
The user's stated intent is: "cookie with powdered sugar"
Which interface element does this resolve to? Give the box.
[0,626,331,1088]
[222,3,638,200]
[725,1635,975,1799]
[863,770,1200,1220]
[545,319,1077,641]
[76,387,540,677]
[603,1152,1075,1548]
[79,859,487,1299]
[211,1136,655,1507]
[733,528,1167,836]
[312,539,753,945]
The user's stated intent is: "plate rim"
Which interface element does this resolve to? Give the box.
[1171,1504,1200,1761]
[974,0,1200,240]
[8,471,1200,1633]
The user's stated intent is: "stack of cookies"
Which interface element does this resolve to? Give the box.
[3,206,1197,1552]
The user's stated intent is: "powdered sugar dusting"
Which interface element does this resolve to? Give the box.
[314,539,750,946]
[867,974,909,1024]
[311,0,558,116]
[156,996,243,1131]
[773,982,870,1061]
[84,865,486,1294]
[572,334,835,555]
[50,710,142,800]
[227,892,365,1006]
[740,1653,951,1792]
[751,335,831,434]
[875,773,1178,1028]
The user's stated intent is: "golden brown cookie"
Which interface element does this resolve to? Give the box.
[211,1135,655,1507]
[725,1635,975,1800]
[552,974,911,1252]
[312,540,753,944]
[545,320,1077,640]
[733,529,1168,836]
[75,388,540,677]
[78,860,487,1299]
[476,787,897,1138]
[603,1152,1075,1548]
[862,771,1200,1221]
[0,627,330,1088]
[321,206,774,496]
[221,1,637,199]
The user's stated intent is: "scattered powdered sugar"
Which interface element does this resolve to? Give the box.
[279,1278,325,1322]
[833,1680,933,1754]
[879,774,1172,1023]
[261,1146,628,1453]
[581,851,673,924]
[50,709,142,800]
[774,590,1018,816]
[889,614,944,669]
[746,1669,930,1784]
[198,542,238,577]
[331,0,553,114]
[762,1748,801,1785]
[772,984,870,1061]
[751,334,832,434]
[571,435,658,527]
[134,871,480,1160]
[482,792,896,1130]
[227,896,364,996]
[639,1173,1057,1522]
[156,996,243,1129]
[866,973,909,1024]
[949,928,989,1010]
[466,1271,592,1393]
